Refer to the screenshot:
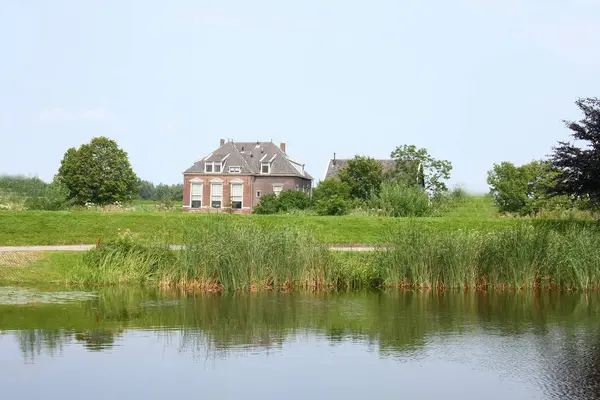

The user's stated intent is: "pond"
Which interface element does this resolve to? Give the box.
[0,286,599,399]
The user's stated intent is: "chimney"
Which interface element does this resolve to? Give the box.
[220,139,225,147]
[280,142,286,153]
[332,152,336,165]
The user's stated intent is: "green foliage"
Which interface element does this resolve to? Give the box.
[0,175,47,197]
[23,180,72,211]
[315,196,349,216]
[389,144,452,196]
[253,193,282,214]
[312,178,350,202]
[338,156,383,200]
[57,137,138,205]
[371,181,431,217]
[548,97,600,206]
[277,190,311,212]
[487,160,569,215]
[254,190,312,214]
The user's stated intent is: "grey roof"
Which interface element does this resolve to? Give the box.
[324,159,397,180]
[184,141,313,180]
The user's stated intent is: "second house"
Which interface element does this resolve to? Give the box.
[182,139,313,213]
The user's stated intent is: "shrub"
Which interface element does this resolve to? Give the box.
[253,194,280,214]
[277,190,311,212]
[23,181,72,211]
[253,190,312,214]
[370,182,431,217]
[315,196,349,216]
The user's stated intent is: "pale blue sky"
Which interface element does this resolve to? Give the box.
[1,0,599,193]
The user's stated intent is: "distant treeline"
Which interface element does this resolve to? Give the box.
[0,175,183,203]
[136,179,183,202]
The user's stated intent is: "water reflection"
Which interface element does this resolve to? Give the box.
[1,288,599,399]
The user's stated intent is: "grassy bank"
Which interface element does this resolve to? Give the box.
[3,219,600,291]
[1,210,595,246]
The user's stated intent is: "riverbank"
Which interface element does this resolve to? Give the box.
[2,219,600,291]
[0,210,597,246]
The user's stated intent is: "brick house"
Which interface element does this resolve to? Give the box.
[183,140,313,213]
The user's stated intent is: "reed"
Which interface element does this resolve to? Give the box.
[376,221,600,290]
[64,218,600,291]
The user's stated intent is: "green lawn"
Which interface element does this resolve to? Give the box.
[0,210,553,246]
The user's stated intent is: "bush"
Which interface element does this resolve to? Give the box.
[277,190,311,212]
[23,181,72,211]
[253,194,280,214]
[370,182,431,217]
[315,196,349,216]
[254,190,312,214]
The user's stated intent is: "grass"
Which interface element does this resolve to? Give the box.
[0,209,561,246]
[4,218,600,292]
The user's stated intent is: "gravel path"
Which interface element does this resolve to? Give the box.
[0,245,379,252]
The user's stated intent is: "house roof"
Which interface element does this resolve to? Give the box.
[184,141,313,180]
[324,159,397,180]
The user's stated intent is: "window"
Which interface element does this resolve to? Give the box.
[190,182,202,208]
[205,161,222,173]
[231,182,243,209]
[261,162,270,174]
[211,182,222,208]
[229,166,241,173]
[256,190,261,198]
[273,184,283,197]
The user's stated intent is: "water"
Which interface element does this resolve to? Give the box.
[1,287,599,399]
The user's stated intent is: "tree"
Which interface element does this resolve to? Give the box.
[57,137,138,205]
[487,160,567,215]
[548,97,600,206]
[312,178,350,203]
[338,156,383,200]
[389,145,451,197]
[137,179,155,200]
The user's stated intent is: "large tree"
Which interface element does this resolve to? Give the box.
[548,97,600,206]
[389,145,451,197]
[487,160,565,215]
[338,156,383,200]
[57,137,138,205]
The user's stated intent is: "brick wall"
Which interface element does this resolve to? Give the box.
[183,174,254,213]
[252,176,312,207]
[183,174,312,212]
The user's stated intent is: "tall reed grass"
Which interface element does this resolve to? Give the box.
[376,221,600,290]
[69,218,600,291]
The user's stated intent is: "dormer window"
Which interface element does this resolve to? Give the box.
[229,166,241,173]
[205,161,222,173]
[261,162,270,174]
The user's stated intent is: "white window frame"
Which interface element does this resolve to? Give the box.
[273,184,283,197]
[229,166,241,173]
[189,179,203,209]
[210,179,223,208]
[230,179,244,209]
[256,190,261,198]
[260,162,270,174]
[205,161,222,173]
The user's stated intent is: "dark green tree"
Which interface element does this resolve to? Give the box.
[548,97,600,206]
[57,137,138,205]
[389,145,451,197]
[338,156,383,200]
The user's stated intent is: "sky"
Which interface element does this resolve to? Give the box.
[1,0,599,193]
